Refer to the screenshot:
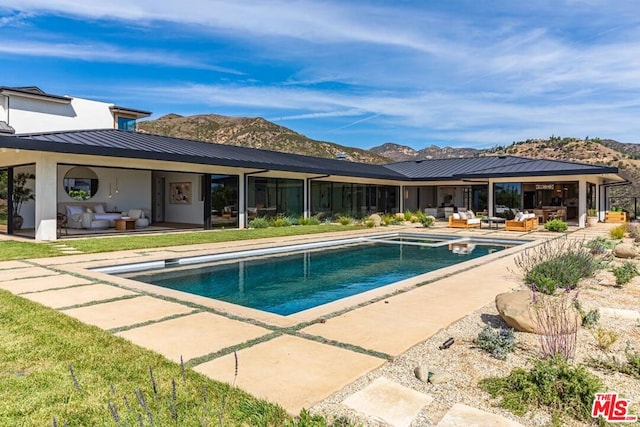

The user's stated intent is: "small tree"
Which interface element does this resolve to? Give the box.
[12,172,35,217]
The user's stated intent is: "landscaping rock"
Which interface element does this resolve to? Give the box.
[614,243,637,259]
[428,369,452,384]
[369,214,382,227]
[495,290,537,333]
[496,290,581,334]
[413,365,452,384]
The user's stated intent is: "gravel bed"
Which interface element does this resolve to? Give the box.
[311,270,640,426]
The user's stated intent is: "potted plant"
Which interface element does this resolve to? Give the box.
[12,172,35,230]
[586,209,598,227]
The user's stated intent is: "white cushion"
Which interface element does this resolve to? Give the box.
[467,218,481,224]
[85,207,94,214]
[467,210,475,218]
[459,211,468,220]
[67,205,84,216]
[128,209,142,220]
[94,204,105,214]
[515,212,524,222]
[452,213,460,220]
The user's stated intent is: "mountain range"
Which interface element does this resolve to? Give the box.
[138,114,639,197]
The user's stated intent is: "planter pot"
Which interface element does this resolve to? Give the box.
[12,215,23,230]
[586,216,599,227]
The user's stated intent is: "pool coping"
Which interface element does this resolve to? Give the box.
[51,230,541,328]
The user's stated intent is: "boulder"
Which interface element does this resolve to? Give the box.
[496,290,581,334]
[495,290,537,333]
[369,214,382,227]
[614,243,638,259]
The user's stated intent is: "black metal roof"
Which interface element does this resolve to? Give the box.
[385,156,618,180]
[0,86,71,103]
[0,129,620,181]
[1,129,406,180]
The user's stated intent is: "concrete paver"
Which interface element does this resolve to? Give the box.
[600,307,640,321]
[194,334,385,414]
[0,266,59,281]
[302,256,519,356]
[116,311,272,363]
[22,284,138,309]
[62,295,193,330]
[0,260,32,270]
[436,403,525,427]
[343,377,433,427]
[0,274,93,294]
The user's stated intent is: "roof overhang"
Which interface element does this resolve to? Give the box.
[0,87,71,104]
[110,106,152,119]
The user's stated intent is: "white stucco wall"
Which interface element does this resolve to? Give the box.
[57,166,151,214]
[154,171,204,225]
[9,96,115,133]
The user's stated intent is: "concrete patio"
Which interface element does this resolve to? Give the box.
[0,223,616,425]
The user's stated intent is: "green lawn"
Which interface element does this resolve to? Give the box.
[0,289,290,426]
[0,225,361,261]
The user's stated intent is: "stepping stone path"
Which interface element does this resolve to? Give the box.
[436,403,525,427]
[50,243,84,255]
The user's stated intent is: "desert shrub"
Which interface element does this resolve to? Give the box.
[609,224,626,239]
[337,216,353,226]
[403,209,413,222]
[575,301,600,328]
[593,328,618,351]
[380,214,402,226]
[364,219,375,228]
[269,215,292,227]
[628,224,640,242]
[531,292,579,359]
[587,344,640,380]
[611,260,639,286]
[480,355,603,422]
[544,219,568,232]
[299,216,321,226]
[514,237,601,294]
[288,216,299,226]
[475,325,516,360]
[248,217,269,229]
[585,236,615,255]
[420,215,435,228]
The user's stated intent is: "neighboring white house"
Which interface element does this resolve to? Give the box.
[0,86,151,134]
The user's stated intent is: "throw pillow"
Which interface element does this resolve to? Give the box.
[467,210,475,218]
[452,213,460,220]
[86,207,94,214]
[67,205,84,216]
[94,204,106,214]
[128,209,142,220]
[459,211,468,220]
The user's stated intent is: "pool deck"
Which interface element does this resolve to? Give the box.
[0,222,617,424]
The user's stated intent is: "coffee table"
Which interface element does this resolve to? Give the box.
[115,218,137,231]
[481,217,505,229]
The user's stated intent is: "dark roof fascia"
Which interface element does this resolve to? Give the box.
[0,134,404,180]
[453,167,619,179]
[110,105,152,118]
[0,86,71,104]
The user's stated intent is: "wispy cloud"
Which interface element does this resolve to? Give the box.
[0,39,243,73]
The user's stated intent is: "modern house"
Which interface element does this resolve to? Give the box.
[0,86,151,134]
[0,87,627,241]
[0,128,626,241]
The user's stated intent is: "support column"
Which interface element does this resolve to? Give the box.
[578,179,587,228]
[487,180,495,217]
[303,178,310,218]
[238,172,246,229]
[35,156,58,241]
[399,185,405,213]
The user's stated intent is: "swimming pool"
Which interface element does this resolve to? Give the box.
[100,234,520,316]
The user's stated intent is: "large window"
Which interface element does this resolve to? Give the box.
[587,183,596,211]
[310,181,399,218]
[248,177,303,218]
[494,182,522,218]
[211,174,239,227]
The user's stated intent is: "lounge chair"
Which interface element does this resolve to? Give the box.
[505,213,539,231]
[448,210,481,229]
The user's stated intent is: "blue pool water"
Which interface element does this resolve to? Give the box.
[121,238,508,315]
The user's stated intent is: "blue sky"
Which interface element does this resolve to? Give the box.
[1,1,639,150]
